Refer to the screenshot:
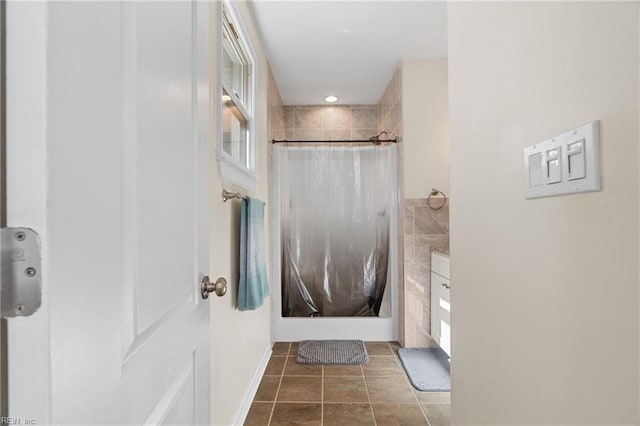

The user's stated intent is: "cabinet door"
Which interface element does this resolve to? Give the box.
[430,272,443,345]
[431,272,451,356]
[439,276,451,356]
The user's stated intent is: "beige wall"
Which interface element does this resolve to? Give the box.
[449,2,639,424]
[402,59,449,198]
[267,63,284,342]
[209,2,271,424]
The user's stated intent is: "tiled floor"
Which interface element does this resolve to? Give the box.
[245,341,450,426]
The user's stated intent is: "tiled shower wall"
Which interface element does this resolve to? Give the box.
[378,66,403,139]
[268,67,286,141]
[378,64,450,348]
[283,105,379,141]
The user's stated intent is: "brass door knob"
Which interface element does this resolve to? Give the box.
[201,276,227,299]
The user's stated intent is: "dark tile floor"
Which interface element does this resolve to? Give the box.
[245,341,451,426]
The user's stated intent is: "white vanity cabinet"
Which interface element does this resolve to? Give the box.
[431,251,451,356]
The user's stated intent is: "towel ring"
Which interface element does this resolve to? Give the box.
[427,188,447,210]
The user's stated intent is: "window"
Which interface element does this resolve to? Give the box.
[217,1,257,190]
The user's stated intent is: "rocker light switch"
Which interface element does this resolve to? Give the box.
[528,153,543,187]
[545,147,562,184]
[567,139,586,180]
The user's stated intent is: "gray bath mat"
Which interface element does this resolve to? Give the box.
[296,340,369,365]
[397,347,450,391]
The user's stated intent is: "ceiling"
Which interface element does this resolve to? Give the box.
[250,1,447,106]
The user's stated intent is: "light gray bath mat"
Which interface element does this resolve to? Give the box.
[296,340,369,365]
[397,347,451,391]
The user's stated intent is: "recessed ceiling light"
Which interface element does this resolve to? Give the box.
[324,95,339,103]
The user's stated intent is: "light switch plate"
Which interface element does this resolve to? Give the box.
[524,121,600,199]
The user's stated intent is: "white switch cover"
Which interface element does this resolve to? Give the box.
[567,139,586,180]
[524,121,600,199]
[545,147,562,184]
[528,153,543,187]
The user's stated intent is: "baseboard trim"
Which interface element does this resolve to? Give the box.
[232,342,272,426]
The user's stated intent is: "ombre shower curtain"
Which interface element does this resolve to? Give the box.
[277,145,394,317]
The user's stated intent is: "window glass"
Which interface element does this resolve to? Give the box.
[222,89,248,167]
[222,31,245,103]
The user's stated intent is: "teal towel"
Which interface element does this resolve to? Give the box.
[238,197,269,310]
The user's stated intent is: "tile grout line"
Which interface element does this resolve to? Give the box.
[272,400,385,404]
[413,388,432,426]
[388,342,432,426]
[276,400,372,404]
[269,375,323,378]
[266,343,290,426]
[361,358,378,426]
[320,364,324,426]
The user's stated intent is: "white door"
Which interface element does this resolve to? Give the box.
[6,2,212,424]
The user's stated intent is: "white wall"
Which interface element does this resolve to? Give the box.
[402,58,449,197]
[208,2,271,424]
[449,2,639,424]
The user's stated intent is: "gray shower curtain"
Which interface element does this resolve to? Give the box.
[277,145,394,317]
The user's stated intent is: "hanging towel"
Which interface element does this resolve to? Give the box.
[238,197,269,311]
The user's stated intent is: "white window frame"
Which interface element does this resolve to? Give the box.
[216,0,258,191]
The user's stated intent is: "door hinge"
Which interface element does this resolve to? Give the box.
[1,227,42,318]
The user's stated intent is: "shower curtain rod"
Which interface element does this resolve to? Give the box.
[271,139,398,144]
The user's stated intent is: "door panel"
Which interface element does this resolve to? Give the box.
[134,2,197,333]
[148,353,197,426]
[6,2,211,424]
